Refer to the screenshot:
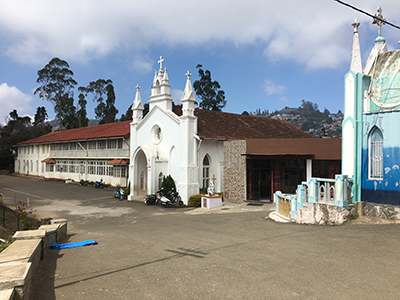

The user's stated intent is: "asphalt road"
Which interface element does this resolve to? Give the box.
[1,175,400,300]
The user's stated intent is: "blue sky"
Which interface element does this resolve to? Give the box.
[1,0,400,123]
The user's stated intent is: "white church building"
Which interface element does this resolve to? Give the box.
[127,57,315,203]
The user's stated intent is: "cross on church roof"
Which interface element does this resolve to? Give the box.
[158,56,164,70]
[185,70,192,79]
[373,7,386,37]
[136,84,140,90]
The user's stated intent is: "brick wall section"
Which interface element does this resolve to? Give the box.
[223,140,246,203]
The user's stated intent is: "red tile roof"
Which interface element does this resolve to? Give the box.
[107,159,128,165]
[195,109,311,139]
[17,121,131,145]
[171,105,311,140]
[246,138,341,160]
[18,107,311,146]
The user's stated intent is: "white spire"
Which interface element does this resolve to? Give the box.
[132,84,144,125]
[181,71,196,116]
[350,18,362,74]
[181,71,196,102]
[132,84,144,110]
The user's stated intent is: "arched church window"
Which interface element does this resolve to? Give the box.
[140,171,145,190]
[369,127,383,179]
[159,172,163,190]
[203,155,210,189]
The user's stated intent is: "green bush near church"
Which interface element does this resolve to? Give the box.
[188,194,201,207]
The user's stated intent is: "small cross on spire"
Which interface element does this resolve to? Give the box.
[158,56,164,70]
[136,84,140,90]
[185,70,192,79]
[373,7,386,37]
[352,18,360,33]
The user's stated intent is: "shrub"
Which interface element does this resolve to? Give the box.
[188,194,201,207]
[80,180,89,186]
[160,175,176,195]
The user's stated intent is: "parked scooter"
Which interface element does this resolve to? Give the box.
[158,189,184,208]
[144,190,161,205]
[114,187,126,200]
[94,178,104,189]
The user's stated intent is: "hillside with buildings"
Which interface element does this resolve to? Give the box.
[249,101,343,138]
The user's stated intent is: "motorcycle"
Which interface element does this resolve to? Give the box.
[94,178,104,189]
[114,187,126,200]
[158,189,184,208]
[144,190,161,205]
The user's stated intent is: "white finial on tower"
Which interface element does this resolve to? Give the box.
[373,7,386,37]
[158,56,164,70]
[350,18,362,74]
[181,70,196,116]
[132,84,143,110]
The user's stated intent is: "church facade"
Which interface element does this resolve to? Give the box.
[343,9,400,206]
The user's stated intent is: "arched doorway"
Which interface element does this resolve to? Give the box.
[134,149,148,197]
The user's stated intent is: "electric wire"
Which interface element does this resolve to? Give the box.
[334,0,400,30]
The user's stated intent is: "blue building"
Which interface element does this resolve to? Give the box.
[343,10,400,206]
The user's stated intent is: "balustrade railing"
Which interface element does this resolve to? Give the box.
[275,175,354,217]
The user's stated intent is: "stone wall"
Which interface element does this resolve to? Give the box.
[363,202,400,219]
[223,140,246,203]
[0,219,68,300]
[291,203,356,225]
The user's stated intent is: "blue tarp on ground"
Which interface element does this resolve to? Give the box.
[49,239,98,250]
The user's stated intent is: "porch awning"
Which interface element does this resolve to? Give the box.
[41,158,55,163]
[107,159,128,165]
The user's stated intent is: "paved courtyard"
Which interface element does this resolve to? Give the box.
[1,175,400,299]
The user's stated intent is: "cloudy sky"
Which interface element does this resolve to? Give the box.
[1,0,399,123]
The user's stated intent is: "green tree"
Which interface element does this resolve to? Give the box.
[193,64,226,111]
[33,106,48,127]
[0,110,50,172]
[242,111,249,116]
[77,93,89,127]
[119,104,133,121]
[35,58,77,130]
[79,79,118,124]
[56,95,78,130]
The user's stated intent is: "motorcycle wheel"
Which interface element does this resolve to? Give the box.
[179,201,184,207]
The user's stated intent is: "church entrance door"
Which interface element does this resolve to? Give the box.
[247,159,272,201]
[134,149,147,197]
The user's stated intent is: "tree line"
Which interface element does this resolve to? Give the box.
[0,58,226,172]
[34,58,226,131]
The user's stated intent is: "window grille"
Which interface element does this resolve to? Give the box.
[203,155,210,189]
[369,128,383,179]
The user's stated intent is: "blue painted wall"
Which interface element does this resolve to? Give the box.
[362,111,400,205]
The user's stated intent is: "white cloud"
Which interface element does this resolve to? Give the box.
[0,0,399,69]
[0,83,33,122]
[264,80,286,95]
[171,89,184,105]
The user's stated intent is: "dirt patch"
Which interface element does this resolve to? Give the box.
[0,225,14,240]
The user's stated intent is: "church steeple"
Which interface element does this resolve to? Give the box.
[149,56,173,111]
[132,84,144,124]
[350,18,362,74]
[181,71,196,116]
[363,7,388,75]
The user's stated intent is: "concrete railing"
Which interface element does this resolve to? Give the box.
[275,175,354,224]
[0,219,67,300]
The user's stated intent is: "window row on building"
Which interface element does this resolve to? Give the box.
[18,139,124,155]
[19,159,126,178]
